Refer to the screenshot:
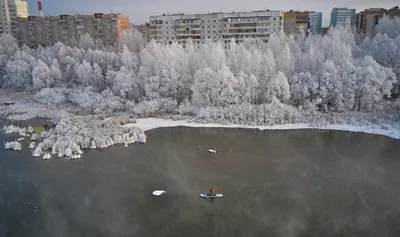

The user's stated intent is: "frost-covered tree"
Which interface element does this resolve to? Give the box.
[120,29,145,53]
[375,15,400,38]
[32,60,54,90]
[78,34,95,50]
[266,71,291,103]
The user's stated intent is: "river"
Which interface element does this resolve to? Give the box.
[1,127,400,237]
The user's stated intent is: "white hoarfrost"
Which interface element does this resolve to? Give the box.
[30,133,40,141]
[29,142,36,149]
[31,114,146,159]
[42,152,51,160]
[5,141,22,151]
[2,125,30,136]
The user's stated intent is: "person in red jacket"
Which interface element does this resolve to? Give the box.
[209,188,215,196]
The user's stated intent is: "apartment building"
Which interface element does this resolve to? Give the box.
[149,10,283,46]
[355,8,386,36]
[330,7,356,27]
[0,0,28,34]
[283,11,309,35]
[132,23,151,43]
[13,13,129,47]
[308,11,322,34]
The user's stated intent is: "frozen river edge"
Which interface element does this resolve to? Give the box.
[129,118,400,140]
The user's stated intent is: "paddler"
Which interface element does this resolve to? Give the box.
[210,188,215,196]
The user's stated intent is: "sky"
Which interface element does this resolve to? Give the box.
[27,0,399,26]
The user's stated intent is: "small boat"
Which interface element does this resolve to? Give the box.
[200,193,223,198]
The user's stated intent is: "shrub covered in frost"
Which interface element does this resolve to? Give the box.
[34,88,68,105]
[127,98,178,117]
[32,114,146,158]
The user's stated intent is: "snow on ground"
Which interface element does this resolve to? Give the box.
[129,118,400,140]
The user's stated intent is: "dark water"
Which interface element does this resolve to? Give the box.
[1,127,400,237]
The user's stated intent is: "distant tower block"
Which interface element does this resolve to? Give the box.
[38,0,43,17]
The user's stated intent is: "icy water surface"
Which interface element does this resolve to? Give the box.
[1,126,400,237]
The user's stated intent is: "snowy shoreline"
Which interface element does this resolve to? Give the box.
[128,118,400,140]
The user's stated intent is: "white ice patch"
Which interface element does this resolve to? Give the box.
[152,190,167,196]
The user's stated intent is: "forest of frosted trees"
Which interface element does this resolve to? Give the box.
[1,16,400,127]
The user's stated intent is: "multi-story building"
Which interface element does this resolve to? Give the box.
[355,8,387,36]
[0,0,28,34]
[132,23,151,43]
[330,7,356,27]
[13,13,129,47]
[308,11,322,34]
[283,11,309,35]
[149,10,284,46]
[321,27,329,35]
[283,11,322,35]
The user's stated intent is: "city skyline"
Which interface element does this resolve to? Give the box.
[26,0,399,26]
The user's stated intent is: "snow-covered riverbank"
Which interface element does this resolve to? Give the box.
[128,118,400,140]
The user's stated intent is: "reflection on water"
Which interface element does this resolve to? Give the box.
[1,127,400,237]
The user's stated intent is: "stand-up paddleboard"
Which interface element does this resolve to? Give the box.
[200,193,223,198]
[152,190,167,196]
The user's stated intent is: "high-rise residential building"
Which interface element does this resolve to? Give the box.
[132,23,151,43]
[283,11,309,35]
[330,7,356,27]
[0,0,28,34]
[13,13,129,47]
[308,11,322,34]
[355,8,387,36]
[149,10,284,46]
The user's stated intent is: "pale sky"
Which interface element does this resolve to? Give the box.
[27,0,398,26]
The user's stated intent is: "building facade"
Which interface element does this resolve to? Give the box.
[308,11,322,34]
[149,10,284,46]
[131,23,151,43]
[13,13,129,47]
[283,11,309,35]
[0,0,28,34]
[330,7,356,27]
[355,8,386,36]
